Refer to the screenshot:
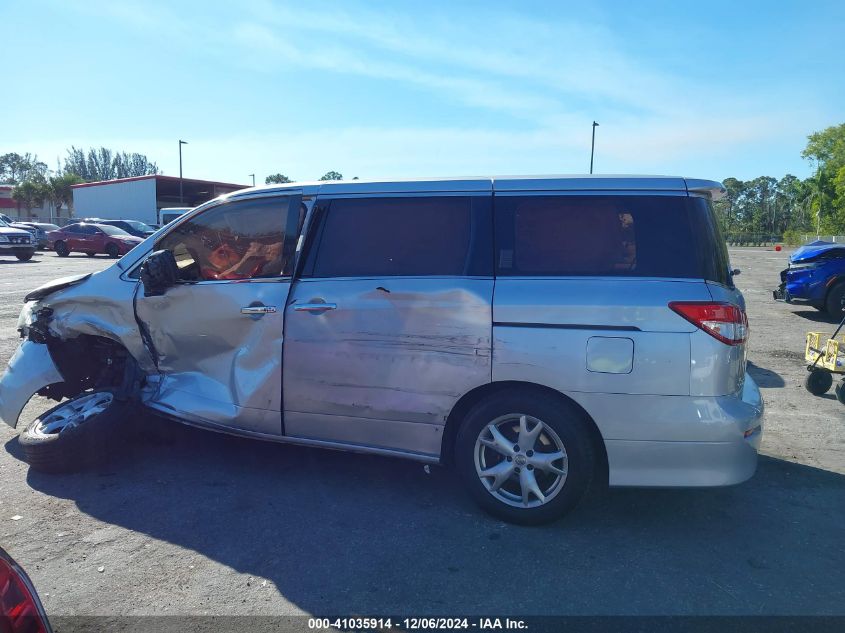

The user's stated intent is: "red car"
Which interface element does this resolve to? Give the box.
[46,222,144,258]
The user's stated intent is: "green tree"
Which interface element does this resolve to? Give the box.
[0,153,48,185]
[63,146,160,181]
[47,173,84,219]
[12,180,48,216]
[265,173,293,184]
[319,171,343,181]
[802,124,845,233]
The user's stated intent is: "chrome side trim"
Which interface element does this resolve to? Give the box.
[493,321,641,332]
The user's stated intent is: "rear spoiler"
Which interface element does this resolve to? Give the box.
[685,178,726,201]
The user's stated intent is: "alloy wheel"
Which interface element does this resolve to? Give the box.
[474,413,568,508]
[30,392,114,438]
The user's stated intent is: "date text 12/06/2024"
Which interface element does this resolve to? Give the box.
[308,618,528,630]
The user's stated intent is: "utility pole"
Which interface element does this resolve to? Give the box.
[590,121,599,174]
[249,174,255,187]
[178,140,188,204]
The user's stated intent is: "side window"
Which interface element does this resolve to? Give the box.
[495,195,701,278]
[79,225,97,235]
[63,225,79,234]
[308,196,490,277]
[155,196,300,282]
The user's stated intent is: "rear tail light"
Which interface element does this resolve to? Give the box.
[669,301,748,346]
[0,552,51,633]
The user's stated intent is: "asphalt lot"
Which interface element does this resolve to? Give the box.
[0,248,843,618]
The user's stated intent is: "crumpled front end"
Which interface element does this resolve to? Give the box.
[0,264,155,428]
[0,340,63,428]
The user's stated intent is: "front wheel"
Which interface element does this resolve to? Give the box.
[455,390,594,525]
[55,241,69,257]
[18,390,134,473]
[16,252,33,261]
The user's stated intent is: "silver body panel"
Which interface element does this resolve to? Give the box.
[0,341,63,428]
[135,279,290,435]
[0,175,763,488]
[283,277,493,456]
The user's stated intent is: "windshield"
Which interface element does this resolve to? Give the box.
[125,220,154,232]
[98,224,131,236]
[0,217,8,227]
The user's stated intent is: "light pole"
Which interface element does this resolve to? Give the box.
[590,121,599,174]
[249,174,255,187]
[178,140,188,204]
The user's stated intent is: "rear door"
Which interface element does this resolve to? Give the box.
[492,192,714,411]
[62,225,83,250]
[135,194,302,434]
[283,193,494,457]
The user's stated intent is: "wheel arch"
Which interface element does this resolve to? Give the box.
[441,380,609,484]
[824,275,845,302]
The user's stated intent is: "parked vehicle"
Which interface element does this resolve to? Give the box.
[774,240,845,319]
[0,176,763,524]
[0,213,11,223]
[0,217,36,261]
[159,207,191,225]
[46,222,143,258]
[11,222,54,249]
[0,547,53,632]
[96,219,157,238]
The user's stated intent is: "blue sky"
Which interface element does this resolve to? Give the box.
[2,0,843,185]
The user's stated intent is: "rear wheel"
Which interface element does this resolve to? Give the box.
[106,244,119,258]
[825,282,845,320]
[15,252,33,261]
[455,390,594,525]
[18,390,134,473]
[55,241,69,257]
[86,251,96,257]
[805,369,833,395]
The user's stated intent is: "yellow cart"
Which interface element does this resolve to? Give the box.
[804,318,845,404]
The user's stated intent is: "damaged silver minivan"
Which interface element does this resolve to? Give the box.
[0,176,764,524]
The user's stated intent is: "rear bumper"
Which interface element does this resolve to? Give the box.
[571,373,764,487]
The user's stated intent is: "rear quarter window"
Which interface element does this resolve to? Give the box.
[495,194,703,279]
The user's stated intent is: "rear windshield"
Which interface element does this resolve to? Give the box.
[495,194,726,281]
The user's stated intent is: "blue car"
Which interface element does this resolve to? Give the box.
[774,240,845,318]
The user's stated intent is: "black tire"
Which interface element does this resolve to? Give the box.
[836,382,845,406]
[16,252,33,261]
[55,241,69,257]
[17,390,134,474]
[825,282,845,320]
[86,251,96,257]
[455,389,594,525]
[805,369,833,395]
[106,244,119,258]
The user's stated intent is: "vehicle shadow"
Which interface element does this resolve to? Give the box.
[793,309,841,324]
[0,260,40,265]
[7,424,845,615]
[747,360,786,388]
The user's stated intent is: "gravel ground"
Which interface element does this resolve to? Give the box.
[0,248,843,619]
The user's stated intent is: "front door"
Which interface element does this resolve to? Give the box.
[135,194,302,435]
[283,194,494,457]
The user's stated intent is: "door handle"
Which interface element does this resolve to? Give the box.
[294,302,337,312]
[241,305,277,315]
